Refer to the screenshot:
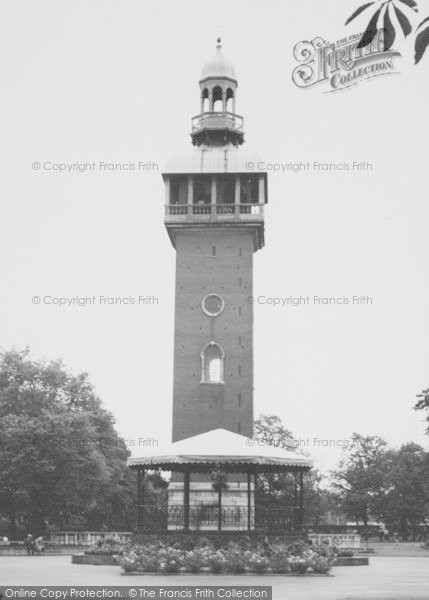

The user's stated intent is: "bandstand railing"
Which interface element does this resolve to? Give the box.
[137,504,300,533]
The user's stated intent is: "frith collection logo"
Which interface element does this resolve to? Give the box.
[292,30,400,92]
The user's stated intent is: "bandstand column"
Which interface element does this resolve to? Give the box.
[217,483,222,532]
[293,471,298,529]
[137,468,145,530]
[183,468,190,532]
[299,470,304,530]
[247,471,252,534]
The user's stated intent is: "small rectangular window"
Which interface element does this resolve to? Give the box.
[238,422,241,433]
[238,365,242,375]
[239,277,242,287]
[238,393,242,407]
[238,306,242,316]
[239,248,242,257]
[212,246,216,257]
[238,336,242,345]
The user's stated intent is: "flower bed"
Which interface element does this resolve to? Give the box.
[72,553,119,565]
[71,536,124,566]
[120,539,335,575]
[334,556,369,566]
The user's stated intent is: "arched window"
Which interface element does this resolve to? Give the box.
[226,88,234,112]
[212,86,223,112]
[201,342,225,383]
[202,88,209,112]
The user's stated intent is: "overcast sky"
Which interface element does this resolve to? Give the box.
[1,0,429,471]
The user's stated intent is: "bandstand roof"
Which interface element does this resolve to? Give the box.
[128,428,312,471]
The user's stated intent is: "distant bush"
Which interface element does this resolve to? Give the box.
[85,537,124,556]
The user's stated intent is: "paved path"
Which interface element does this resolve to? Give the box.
[1,556,429,599]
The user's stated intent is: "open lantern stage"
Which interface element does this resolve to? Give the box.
[128,428,312,535]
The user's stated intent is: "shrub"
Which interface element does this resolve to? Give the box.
[121,550,143,573]
[288,540,308,556]
[310,554,332,574]
[138,545,161,572]
[287,551,313,574]
[269,546,290,573]
[206,550,227,573]
[158,547,183,573]
[182,548,210,573]
[224,545,249,573]
[248,552,270,573]
[87,537,124,555]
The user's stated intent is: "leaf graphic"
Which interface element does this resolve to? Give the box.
[393,5,412,36]
[383,5,396,50]
[398,0,419,12]
[358,7,383,48]
[415,23,429,62]
[345,2,375,25]
[417,16,429,30]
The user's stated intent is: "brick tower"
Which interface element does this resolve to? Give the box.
[163,39,267,444]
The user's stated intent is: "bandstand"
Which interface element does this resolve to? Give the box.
[129,429,311,534]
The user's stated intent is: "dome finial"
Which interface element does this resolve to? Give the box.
[216,37,222,51]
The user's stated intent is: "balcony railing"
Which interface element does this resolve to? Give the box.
[137,504,301,532]
[191,112,244,132]
[165,203,264,220]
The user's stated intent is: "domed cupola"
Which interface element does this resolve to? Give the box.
[191,38,243,147]
[200,38,237,81]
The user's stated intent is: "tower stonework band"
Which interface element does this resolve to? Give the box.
[128,40,312,534]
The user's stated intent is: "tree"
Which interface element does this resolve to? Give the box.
[254,414,296,451]
[0,348,135,537]
[415,387,429,435]
[253,414,334,529]
[345,0,429,64]
[253,415,297,505]
[330,434,389,534]
[382,443,429,540]
[330,432,429,541]
[304,470,339,531]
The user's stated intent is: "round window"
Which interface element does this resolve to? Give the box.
[202,293,225,317]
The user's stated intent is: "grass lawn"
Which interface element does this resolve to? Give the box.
[362,541,429,557]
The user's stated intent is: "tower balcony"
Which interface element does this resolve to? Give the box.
[191,112,244,145]
[165,202,264,220]
[163,173,267,250]
[191,112,244,134]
